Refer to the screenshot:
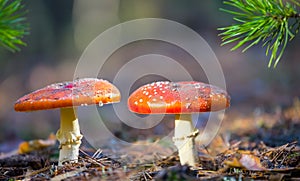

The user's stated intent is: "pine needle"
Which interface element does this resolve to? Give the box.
[218,0,300,68]
[0,0,28,52]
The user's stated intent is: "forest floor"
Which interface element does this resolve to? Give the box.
[0,98,299,180]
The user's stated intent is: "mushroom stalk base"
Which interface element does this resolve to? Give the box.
[174,114,198,167]
[56,107,82,166]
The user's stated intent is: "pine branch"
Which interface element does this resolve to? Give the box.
[0,0,29,52]
[218,0,300,68]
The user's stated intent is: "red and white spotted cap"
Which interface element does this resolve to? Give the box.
[14,78,121,111]
[128,81,230,114]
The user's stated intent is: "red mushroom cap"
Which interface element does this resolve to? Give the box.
[128,81,230,114]
[14,78,120,111]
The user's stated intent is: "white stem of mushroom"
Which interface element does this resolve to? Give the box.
[56,107,83,166]
[174,114,198,167]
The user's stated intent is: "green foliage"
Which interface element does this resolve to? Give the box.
[0,0,28,52]
[218,0,300,67]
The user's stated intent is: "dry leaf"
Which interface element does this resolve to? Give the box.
[224,157,243,168]
[18,133,56,154]
[239,154,265,171]
[224,153,265,171]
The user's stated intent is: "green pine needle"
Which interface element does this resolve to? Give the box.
[218,0,300,68]
[0,0,28,52]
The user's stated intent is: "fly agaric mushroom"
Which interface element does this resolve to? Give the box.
[128,81,230,167]
[14,78,120,166]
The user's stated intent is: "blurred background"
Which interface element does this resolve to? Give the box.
[0,0,299,151]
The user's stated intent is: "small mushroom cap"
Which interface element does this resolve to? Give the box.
[14,78,121,111]
[128,81,230,114]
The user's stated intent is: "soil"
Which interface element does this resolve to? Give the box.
[0,100,299,180]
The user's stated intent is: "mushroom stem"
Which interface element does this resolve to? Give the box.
[174,114,198,167]
[56,107,83,166]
